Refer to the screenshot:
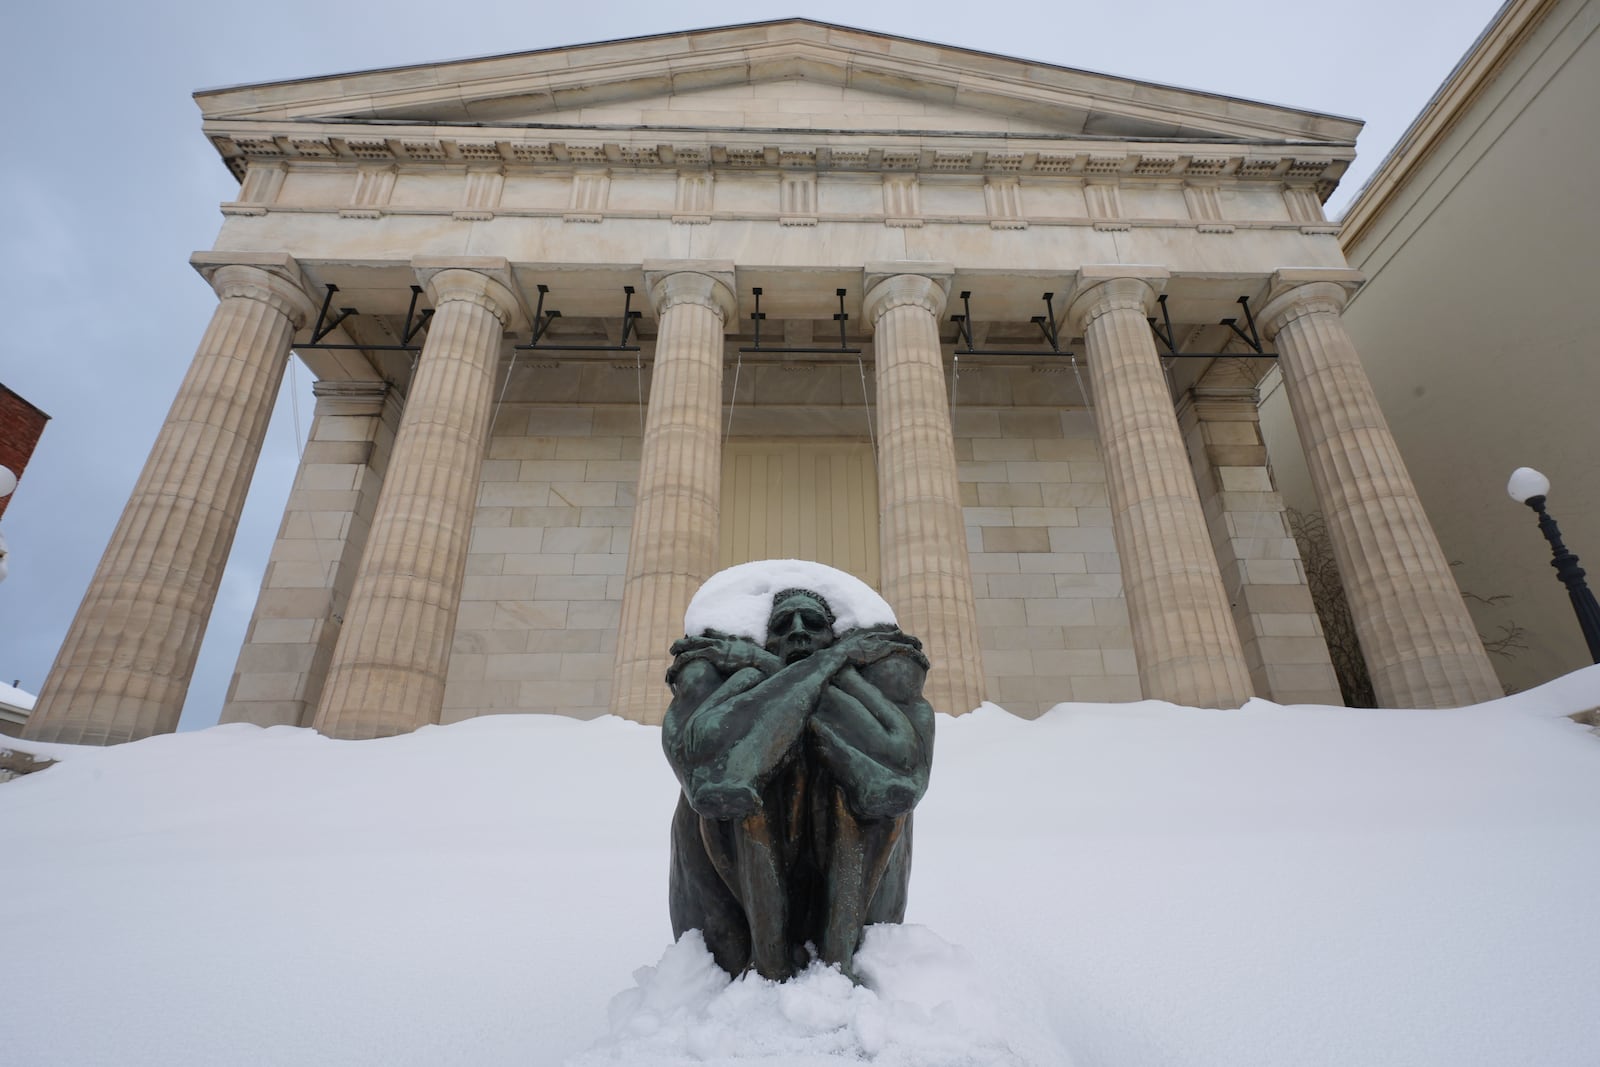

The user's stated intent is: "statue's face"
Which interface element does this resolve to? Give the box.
[766,592,835,665]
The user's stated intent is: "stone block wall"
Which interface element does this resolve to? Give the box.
[237,350,1342,726]
[222,382,400,727]
[723,359,1137,717]
[954,395,1138,717]
[446,359,1145,721]
[1176,384,1341,705]
[443,401,642,722]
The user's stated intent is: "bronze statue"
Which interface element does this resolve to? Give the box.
[663,587,935,982]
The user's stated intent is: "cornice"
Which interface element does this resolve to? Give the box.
[204,122,1351,189]
[1338,0,1561,251]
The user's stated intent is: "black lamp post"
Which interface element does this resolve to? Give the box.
[1507,467,1600,664]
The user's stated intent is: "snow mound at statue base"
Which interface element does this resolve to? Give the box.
[576,924,1066,1066]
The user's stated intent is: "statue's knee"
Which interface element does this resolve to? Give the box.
[854,784,918,820]
[689,780,763,820]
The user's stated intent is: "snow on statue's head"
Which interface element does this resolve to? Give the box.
[683,560,896,645]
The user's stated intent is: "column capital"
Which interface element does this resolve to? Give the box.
[1064,265,1169,332]
[1258,268,1364,340]
[1175,383,1260,428]
[311,379,393,417]
[311,379,390,402]
[643,260,737,323]
[190,251,318,329]
[862,266,953,324]
[413,257,524,330]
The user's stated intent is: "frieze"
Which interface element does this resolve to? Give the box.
[214,142,1347,236]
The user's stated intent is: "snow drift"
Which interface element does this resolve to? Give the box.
[4,666,1600,1065]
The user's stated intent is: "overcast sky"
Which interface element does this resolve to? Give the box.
[0,0,1507,729]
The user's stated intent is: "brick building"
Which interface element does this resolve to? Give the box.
[0,383,49,523]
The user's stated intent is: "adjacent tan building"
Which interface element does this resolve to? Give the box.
[25,20,1501,745]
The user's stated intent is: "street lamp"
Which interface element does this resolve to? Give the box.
[1507,467,1600,663]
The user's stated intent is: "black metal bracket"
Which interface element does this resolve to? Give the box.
[949,292,1071,357]
[1147,294,1277,359]
[514,285,642,352]
[1220,295,1269,355]
[297,283,434,352]
[738,288,862,355]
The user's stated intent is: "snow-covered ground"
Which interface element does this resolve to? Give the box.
[4,668,1600,1066]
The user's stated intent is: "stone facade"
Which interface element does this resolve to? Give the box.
[24,20,1501,744]
[448,402,639,722]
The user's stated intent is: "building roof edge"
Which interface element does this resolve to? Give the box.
[1338,0,1561,250]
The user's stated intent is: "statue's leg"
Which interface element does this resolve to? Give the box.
[696,808,793,981]
[820,790,907,979]
[864,814,913,926]
[731,811,792,980]
[668,795,750,976]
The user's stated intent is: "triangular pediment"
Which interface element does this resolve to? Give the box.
[436,79,1088,138]
[197,20,1362,147]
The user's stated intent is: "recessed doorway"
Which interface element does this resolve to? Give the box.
[719,439,880,588]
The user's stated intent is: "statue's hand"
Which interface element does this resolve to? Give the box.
[670,630,782,678]
[833,627,929,670]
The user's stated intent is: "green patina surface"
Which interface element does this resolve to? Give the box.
[663,589,935,982]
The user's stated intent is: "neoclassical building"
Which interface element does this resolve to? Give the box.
[25,21,1501,745]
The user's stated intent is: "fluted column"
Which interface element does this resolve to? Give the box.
[1066,267,1253,708]
[1260,269,1500,707]
[864,270,984,717]
[312,264,519,739]
[611,264,735,724]
[26,253,316,745]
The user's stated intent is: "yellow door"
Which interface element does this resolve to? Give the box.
[719,440,880,588]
